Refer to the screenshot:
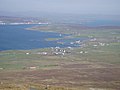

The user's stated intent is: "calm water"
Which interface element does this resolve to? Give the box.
[0,25,64,51]
[0,25,87,51]
[1,19,119,51]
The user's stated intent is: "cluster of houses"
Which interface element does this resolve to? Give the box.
[90,38,109,47]
[25,46,72,56]
[93,43,109,47]
[70,40,82,45]
[52,47,66,55]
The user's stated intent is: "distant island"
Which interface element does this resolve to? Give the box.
[0,16,49,25]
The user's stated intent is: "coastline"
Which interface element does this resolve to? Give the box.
[0,24,120,90]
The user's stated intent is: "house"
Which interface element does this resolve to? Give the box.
[0,68,3,70]
[26,52,29,55]
[29,66,39,70]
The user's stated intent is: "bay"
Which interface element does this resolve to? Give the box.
[0,25,65,51]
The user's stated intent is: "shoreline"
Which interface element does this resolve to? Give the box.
[0,24,120,90]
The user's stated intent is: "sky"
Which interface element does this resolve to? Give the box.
[0,0,120,15]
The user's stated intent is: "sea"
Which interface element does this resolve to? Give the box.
[0,25,87,51]
[0,19,120,51]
